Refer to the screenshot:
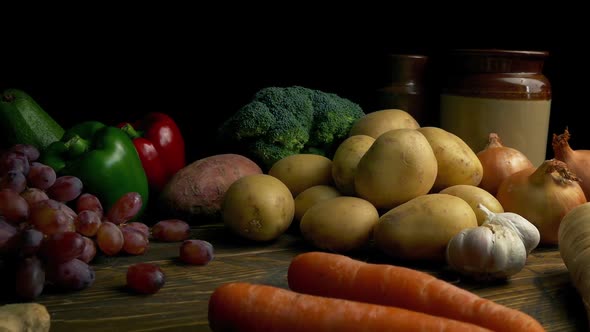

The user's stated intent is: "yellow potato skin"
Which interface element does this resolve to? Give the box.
[300,196,379,252]
[222,174,294,242]
[294,185,342,222]
[269,154,333,197]
[354,128,438,210]
[439,184,504,225]
[374,193,478,261]
[348,109,420,139]
[417,127,483,192]
[331,135,375,195]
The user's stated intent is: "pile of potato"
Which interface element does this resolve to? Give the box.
[222,109,504,261]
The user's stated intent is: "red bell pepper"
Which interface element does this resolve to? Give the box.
[118,112,185,191]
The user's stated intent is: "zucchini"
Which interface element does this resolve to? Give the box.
[0,89,64,150]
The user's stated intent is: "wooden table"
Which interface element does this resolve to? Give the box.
[4,223,589,331]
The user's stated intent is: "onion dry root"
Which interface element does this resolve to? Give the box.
[552,127,590,201]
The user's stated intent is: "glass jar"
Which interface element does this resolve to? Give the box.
[376,54,429,125]
[439,49,551,167]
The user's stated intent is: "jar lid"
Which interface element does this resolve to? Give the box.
[385,54,428,83]
[450,49,549,57]
[446,49,549,74]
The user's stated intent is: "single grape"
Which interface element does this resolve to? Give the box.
[46,258,95,291]
[0,151,29,175]
[15,256,45,300]
[29,200,75,235]
[121,226,149,255]
[151,219,190,242]
[59,202,77,221]
[27,162,57,190]
[74,210,102,237]
[179,240,214,265]
[126,263,165,294]
[0,170,27,193]
[0,189,29,224]
[17,228,45,257]
[29,198,61,210]
[78,236,97,264]
[76,193,104,218]
[46,176,83,202]
[20,188,49,207]
[40,232,85,263]
[0,218,18,252]
[123,222,150,239]
[106,192,142,224]
[10,144,40,162]
[96,221,124,256]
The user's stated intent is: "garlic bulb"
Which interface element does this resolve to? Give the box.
[446,223,527,280]
[477,203,540,254]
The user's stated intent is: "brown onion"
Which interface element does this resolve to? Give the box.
[476,133,533,196]
[552,128,590,200]
[496,159,586,245]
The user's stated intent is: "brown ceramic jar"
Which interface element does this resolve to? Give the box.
[376,54,428,125]
[439,49,551,167]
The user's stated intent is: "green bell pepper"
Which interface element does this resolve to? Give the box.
[41,121,149,216]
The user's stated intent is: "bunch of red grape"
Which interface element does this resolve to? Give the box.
[0,143,214,300]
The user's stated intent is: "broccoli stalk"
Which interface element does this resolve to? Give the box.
[217,86,365,170]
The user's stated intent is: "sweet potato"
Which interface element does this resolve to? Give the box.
[158,154,262,223]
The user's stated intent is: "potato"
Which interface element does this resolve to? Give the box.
[294,185,342,222]
[374,193,478,261]
[159,154,262,223]
[439,184,504,225]
[222,174,294,241]
[331,135,375,195]
[300,196,379,252]
[268,154,333,197]
[417,127,483,192]
[354,129,438,210]
[348,109,420,139]
[0,303,50,332]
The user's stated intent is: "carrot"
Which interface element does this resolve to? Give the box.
[288,251,546,332]
[208,282,493,332]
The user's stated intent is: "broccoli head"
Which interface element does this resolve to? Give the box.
[217,86,365,170]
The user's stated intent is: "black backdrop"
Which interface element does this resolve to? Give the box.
[0,17,582,164]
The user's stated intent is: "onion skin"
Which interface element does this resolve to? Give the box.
[496,159,586,245]
[552,128,590,201]
[477,133,533,196]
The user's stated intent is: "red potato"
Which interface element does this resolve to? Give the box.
[158,154,262,223]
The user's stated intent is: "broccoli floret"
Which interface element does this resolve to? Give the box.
[220,101,275,140]
[217,86,365,169]
[307,90,365,149]
[254,87,314,152]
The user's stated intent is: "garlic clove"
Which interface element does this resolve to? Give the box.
[446,223,527,280]
[446,226,494,273]
[477,203,540,254]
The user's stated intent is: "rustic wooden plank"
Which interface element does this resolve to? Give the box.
[1,224,588,331]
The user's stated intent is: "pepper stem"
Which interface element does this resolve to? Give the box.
[64,135,90,159]
[119,123,142,139]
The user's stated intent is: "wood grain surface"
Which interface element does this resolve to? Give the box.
[2,223,588,332]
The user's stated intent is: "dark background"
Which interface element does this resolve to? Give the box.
[0,13,582,163]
